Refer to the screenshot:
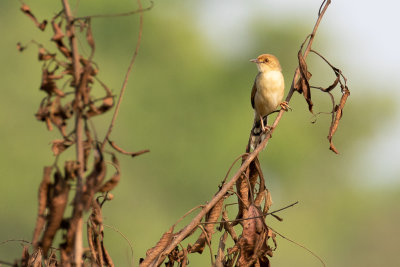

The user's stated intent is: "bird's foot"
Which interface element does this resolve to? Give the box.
[262,125,272,133]
[259,115,272,133]
[261,122,272,133]
[280,101,292,111]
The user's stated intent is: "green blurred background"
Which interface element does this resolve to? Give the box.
[1,0,399,266]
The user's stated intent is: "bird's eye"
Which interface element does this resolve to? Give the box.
[264,58,269,63]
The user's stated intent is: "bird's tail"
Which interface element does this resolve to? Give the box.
[250,116,268,150]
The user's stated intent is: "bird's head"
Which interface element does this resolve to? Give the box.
[250,54,281,73]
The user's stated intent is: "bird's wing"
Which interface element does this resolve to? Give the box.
[251,79,257,109]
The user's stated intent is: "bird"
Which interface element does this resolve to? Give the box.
[249,54,288,150]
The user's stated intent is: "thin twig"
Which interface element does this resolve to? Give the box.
[196,225,215,266]
[269,226,326,267]
[103,224,135,267]
[0,260,14,266]
[0,239,60,251]
[74,1,153,21]
[199,201,299,225]
[173,205,204,228]
[101,0,144,151]
[221,153,249,185]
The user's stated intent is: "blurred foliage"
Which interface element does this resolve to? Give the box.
[0,0,399,266]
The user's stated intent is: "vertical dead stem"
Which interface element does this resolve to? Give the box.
[61,0,84,266]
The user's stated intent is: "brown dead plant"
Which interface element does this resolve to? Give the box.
[14,0,151,266]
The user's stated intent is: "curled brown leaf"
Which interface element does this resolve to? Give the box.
[40,170,70,255]
[140,227,175,266]
[189,197,224,254]
[82,147,106,210]
[328,86,350,154]
[98,154,120,192]
[38,47,56,61]
[40,69,65,97]
[20,4,47,31]
[51,139,74,156]
[32,166,52,247]
[28,247,43,267]
[108,139,149,157]
[296,45,314,113]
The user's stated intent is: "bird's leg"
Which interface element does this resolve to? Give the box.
[260,115,271,133]
[280,101,292,111]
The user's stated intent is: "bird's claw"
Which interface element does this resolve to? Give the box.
[260,118,272,133]
[262,125,272,133]
[280,101,291,111]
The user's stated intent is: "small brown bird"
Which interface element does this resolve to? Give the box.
[249,54,287,149]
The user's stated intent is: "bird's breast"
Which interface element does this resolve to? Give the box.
[254,71,284,117]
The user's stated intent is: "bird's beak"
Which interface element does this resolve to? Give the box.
[250,59,259,63]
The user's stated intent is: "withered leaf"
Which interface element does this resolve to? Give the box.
[267,228,277,251]
[20,4,47,31]
[47,97,71,137]
[40,69,65,97]
[237,171,250,218]
[328,86,350,154]
[101,241,114,267]
[86,96,115,118]
[309,49,350,154]
[189,197,224,254]
[28,248,43,267]
[99,154,120,192]
[51,139,74,156]
[86,18,95,55]
[40,170,70,255]
[38,47,56,61]
[49,18,71,59]
[90,199,103,225]
[51,20,64,41]
[64,161,79,180]
[35,101,52,130]
[87,221,97,264]
[243,205,262,247]
[222,210,238,242]
[54,39,71,59]
[140,227,175,266]
[214,232,228,267]
[21,246,30,266]
[238,204,269,266]
[325,69,340,92]
[32,166,52,247]
[263,190,273,215]
[82,147,106,210]
[254,158,266,207]
[108,140,149,158]
[297,49,313,113]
